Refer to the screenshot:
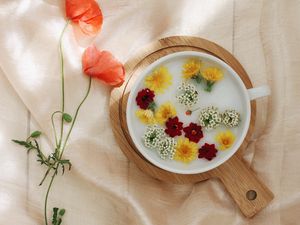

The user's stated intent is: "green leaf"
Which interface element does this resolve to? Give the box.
[52,207,59,225]
[60,159,70,163]
[57,218,62,225]
[58,160,72,175]
[30,131,42,138]
[205,81,214,92]
[12,139,30,148]
[147,102,156,112]
[192,75,202,84]
[205,86,212,92]
[51,208,65,225]
[62,113,72,123]
[59,209,65,216]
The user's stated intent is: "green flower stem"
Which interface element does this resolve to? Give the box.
[39,164,56,186]
[44,168,58,225]
[51,111,63,147]
[59,76,92,159]
[205,80,214,92]
[44,19,92,225]
[192,73,202,84]
[44,20,70,225]
[46,76,92,225]
[58,20,71,150]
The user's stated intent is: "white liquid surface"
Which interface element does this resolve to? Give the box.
[126,51,250,174]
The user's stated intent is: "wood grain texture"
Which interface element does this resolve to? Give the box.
[109,36,273,217]
[212,154,274,218]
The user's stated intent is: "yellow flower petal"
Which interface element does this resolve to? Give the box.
[182,58,202,79]
[202,67,223,82]
[155,102,176,125]
[174,138,198,163]
[215,130,235,150]
[144,66,172,94]
[136,109,156,124]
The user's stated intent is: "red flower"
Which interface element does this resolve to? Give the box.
[136,89,155,109]
[66,0,103,36]
[183,123,203,143]
[165,117,183,137]
[198,143,218,161]
[82,46,125,87]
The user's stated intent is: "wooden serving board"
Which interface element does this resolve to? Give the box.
[109,36,273,218]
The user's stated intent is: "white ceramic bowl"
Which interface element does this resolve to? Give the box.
[126,51,269,174]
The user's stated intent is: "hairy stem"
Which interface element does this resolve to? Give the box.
[51,111,63,147]
[59,77,92,159]
[57,20,70,150]
[43,18,92,225]
[44,20,70,225]
[44,168,58,225]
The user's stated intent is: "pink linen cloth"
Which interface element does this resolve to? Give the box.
[0,0,299,224]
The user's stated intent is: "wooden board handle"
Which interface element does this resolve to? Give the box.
[214,154,274,217]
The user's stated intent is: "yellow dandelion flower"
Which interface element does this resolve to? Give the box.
[215,130,236,150]
[202,67,223,82]
[144,66,172,93]
[136,109,156,124]
[155,102,176,125]
[182,58,202,79]
[174,138,198,163]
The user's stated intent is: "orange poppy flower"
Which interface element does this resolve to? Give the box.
[65,0,103,36]
[82,45,125,87]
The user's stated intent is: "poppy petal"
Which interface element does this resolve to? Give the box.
[82,45,100,70]
[78,15,103,35]
[78,1,102,22]
[82,46,125,87]
[66,0,91,21]
[66,0,103,35]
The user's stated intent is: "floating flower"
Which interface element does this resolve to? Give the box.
[174,138,198,163]
[165,117,183,137]
[136,88,155,110]
[157,137,176,160]
[198,106,222,130]
[202,67,223,82]
[143,125,165,149]
[66,0,103,36]
[215,130,236,150]
[82,46,125,87]
[198,143,218,161]
[136,109,156,124]
[176,83,199,108]
[222,109,240,127]
[155,102,176,125]
[182,58,202,80]
[144,66,172,93]
[183,123,203,143]
[201,67,223,92]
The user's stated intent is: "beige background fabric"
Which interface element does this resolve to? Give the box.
[0,0,299,224]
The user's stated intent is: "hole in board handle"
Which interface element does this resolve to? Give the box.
[246,190,257,200]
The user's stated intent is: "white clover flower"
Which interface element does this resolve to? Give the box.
[222,109,240,127]
[198,106,222,130]
[143,125,165,149]
[176,83,199,108]
[157,137,176,160]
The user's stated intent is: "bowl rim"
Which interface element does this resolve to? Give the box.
[126,51,251,174]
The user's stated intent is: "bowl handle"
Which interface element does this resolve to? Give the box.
[213,154,274,217]
[247,85,270,100]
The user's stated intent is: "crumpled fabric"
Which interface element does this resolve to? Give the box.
[0,0,299,224]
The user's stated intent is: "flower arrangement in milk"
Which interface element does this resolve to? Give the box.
[134,57,241,164]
